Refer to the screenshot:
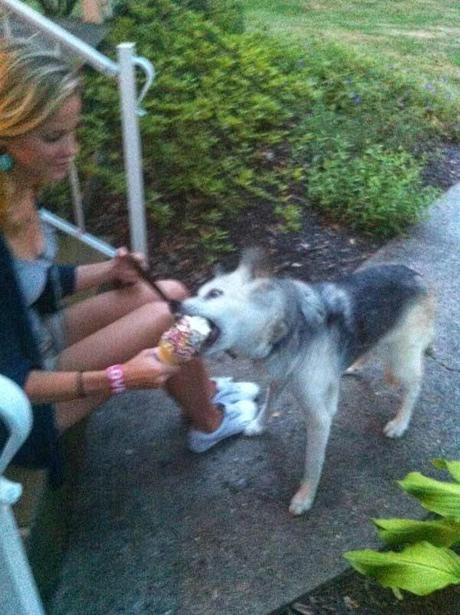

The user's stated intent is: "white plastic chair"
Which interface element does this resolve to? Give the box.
[0,374,46,615]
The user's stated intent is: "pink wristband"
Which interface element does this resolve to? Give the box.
[106,364,126,395]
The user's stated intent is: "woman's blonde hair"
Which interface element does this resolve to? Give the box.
[0,38,80,228]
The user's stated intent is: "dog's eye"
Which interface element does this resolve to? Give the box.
[205,288,223,299]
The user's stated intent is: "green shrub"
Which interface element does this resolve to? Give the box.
[307,143,439,236]
[45,0,458,256]
[76,0,317,250]
[344,459,460,599]
[174,0,245,34]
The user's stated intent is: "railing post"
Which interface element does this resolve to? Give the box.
[117,42,148,256]
[0,375,47,615]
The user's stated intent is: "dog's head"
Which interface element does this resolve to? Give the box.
[179,248,290,359]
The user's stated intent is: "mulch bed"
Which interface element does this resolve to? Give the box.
[147,200,384,289]
[270,568,460,615]
[87,143,460,292]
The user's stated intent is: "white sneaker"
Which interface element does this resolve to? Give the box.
[212,376,260,405]
[187,399,258,453]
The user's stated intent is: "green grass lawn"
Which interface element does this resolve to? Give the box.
[244,0,460,100]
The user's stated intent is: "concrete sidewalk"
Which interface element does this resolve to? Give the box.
[50,183,460,615]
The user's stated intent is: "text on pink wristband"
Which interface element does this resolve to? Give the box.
[106,364,126,394]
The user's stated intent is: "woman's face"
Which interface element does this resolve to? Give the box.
[5,94,82,185]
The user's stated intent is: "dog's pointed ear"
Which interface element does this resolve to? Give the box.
[212,262,225,277]
[298,286,326,328]
[239,247,272,279]
[270,319,289,344]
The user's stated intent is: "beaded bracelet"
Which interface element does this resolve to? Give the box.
[106,364,126,395]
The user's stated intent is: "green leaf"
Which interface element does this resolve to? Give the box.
[433,459,460,483]
[344,541,460,596]
[398,472,460,519]
[374,518,460,547]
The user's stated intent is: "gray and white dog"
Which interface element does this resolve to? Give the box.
[179,248,436,515]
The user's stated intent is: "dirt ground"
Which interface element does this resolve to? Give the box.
[87,143,460,291]
[272,568,460,615]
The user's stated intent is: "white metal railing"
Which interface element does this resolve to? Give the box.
[0,375,46,615]
[0,0,156,256]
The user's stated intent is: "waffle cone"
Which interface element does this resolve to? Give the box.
[156,316,211,365]
[156,344,180,366]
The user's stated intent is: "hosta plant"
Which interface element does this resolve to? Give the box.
[344,459,460,599]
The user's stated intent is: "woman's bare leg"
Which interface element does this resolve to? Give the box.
[63,279,184,346]
[165,358,220,430]
[55,281,220,433]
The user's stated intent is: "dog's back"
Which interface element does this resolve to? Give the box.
[314,264,432,368]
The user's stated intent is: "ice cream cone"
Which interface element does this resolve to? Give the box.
[156,316,211,365]
[156,343,180,366]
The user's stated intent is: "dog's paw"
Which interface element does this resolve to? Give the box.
[289,484,314,516]
[384,418,409,438]
[244,419,265,436]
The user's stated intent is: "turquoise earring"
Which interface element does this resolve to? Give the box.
[0,153,14,172]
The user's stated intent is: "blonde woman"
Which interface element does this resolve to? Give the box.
[0,39,258,484]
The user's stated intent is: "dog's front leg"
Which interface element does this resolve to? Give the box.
[244,379,287,436]
[289,382,339,516]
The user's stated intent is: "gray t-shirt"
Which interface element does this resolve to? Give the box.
[13,223,66,368]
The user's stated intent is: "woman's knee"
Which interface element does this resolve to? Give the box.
[157,279,189,302]
[117,277,189,309]
[128,301,176,344]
